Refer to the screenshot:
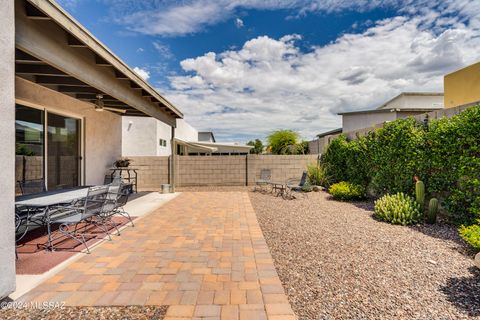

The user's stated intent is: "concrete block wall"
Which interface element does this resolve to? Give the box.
[128,154,319,188]
[175,156,247,186]
[129,156,169,191]
[247,155,318,185]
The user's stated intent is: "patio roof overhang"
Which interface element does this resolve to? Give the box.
[174,138,219,153]
[14,0,183,126]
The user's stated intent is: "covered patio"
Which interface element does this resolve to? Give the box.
[1,0,182,301]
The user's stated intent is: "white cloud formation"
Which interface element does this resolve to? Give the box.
[153,41,174,60]
[107,0,479,37]
[235,18,244,28]
[161,6,480,141]
[133,67,150,80]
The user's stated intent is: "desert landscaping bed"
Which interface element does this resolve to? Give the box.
[249,190,480,319]
[0,304,168,320]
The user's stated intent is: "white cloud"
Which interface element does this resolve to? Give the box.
[162,8,480,141]
[153,41,174,60]
[108,0,479,37]
[133,67,150,80]
[235,18,244,28]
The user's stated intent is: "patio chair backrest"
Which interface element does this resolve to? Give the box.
[102,183,123,215]
[299,171,308,187]
[259,169,271,181]
[17,179,46,195]
[115,184,130,208]
[81,185,109,219]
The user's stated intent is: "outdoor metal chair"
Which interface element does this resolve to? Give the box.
[111,184,134,227]
[285,171,308,199]
[254,169,272,192]
[17,179,46,195]
[50,185,111,253]
[97,180,125,236]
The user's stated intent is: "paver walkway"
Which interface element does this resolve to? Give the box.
[19,192,296,320]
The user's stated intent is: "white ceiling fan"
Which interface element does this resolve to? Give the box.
[94,94,127,114]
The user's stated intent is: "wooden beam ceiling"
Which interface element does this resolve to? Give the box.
[16,64,66,76]
[75,93,116,101]
[67,34,87,48]
[36,75,89,87]
[25,1,50,20]
[15,49,43,64]
[95,55,112,67]
[57,85,100,94]
[130,81,141,89]
[114,70,129,80]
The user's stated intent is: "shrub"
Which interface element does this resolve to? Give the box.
[370,118,426,195]
[328,181,366,200]
[322,105,480,224]
[374,193,422,225]
[306,163,330,187]
[322,135,350,183]
[425,106,480,224]
[459,223,480,251]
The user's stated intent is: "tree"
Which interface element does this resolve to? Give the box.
[267,130,299,155]
[247,139,264,154]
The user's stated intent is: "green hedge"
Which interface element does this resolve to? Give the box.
[322,105,480,224]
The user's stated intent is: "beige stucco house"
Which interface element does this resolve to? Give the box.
[339,92,443,133]
[0,0,183,300]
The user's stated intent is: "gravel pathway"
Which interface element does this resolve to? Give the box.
[250,190,480,319]
[0,306,168,320]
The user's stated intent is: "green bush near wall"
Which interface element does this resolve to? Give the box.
[322,105,480,225]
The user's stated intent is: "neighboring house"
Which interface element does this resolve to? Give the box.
[198,132,216,143]
[339,92,443,132]
[308,128,342,154]
[444,61,480,108]
[1,0,182,299]
[122,117,252,156]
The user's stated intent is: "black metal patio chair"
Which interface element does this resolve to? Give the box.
[17,179,46,195]
[254,169,272,192]
[50,185,111,254]
[285,171,308,199]
[111,183,134,227]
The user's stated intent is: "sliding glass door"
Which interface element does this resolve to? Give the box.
[15,106,45,195]
[15,105,81,195]
[47,113,80,190]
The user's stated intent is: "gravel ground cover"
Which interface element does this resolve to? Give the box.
[0,306,168,320]
[249,190,480,319]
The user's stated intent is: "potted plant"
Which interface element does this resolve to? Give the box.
[114,158,131,168]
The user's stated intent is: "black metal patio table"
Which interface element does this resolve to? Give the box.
[269,182,288,198]
[15,187,90,250]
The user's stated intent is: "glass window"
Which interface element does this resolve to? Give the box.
[15,105,45,195]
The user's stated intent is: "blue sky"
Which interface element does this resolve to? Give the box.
[58,0,480,142]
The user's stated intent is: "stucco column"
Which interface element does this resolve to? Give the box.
[0,0,16,300]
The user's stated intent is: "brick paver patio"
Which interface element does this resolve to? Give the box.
[18,192,296,319]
